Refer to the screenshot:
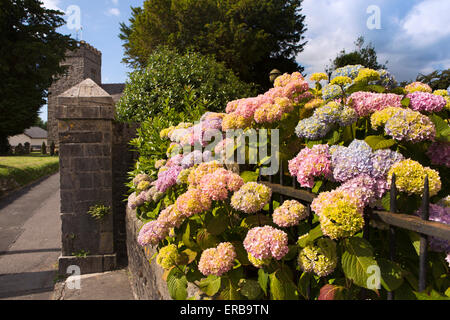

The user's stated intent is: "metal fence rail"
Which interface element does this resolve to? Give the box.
[257,159,450,300]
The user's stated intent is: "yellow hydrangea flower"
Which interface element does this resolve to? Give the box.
[354,68,381,83]
[387,159,441,197]
[310,73,329,82]
[156,244,180,270]
[330,76,352,86]
[298,238,337,277]
[371,107,403,130]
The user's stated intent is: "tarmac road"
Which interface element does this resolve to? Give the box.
[0,173,61,300]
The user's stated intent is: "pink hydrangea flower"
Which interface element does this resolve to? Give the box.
[198,242,236,277]
[273,200,308,227]
[137,220,169,246]
[243,226,289,261]
[288,144,333,188]
[348,92,402,117]
[175,188,212,217]
[406,92,446,113]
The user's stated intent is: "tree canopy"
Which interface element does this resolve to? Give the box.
[416,69,450,91]
[0,0,76,153]
[119,0,308,90]
[326,36,387,76]
[116,46,257,122]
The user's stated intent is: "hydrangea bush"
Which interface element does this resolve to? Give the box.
[127,66,450,300]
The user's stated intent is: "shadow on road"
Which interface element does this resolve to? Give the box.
[0,270,57,299]
[0,248,61,256]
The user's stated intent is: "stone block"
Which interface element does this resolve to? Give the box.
[99,232,114,254]
[58,255,104,275]
[60,144,84,157]
[59,132,103,144]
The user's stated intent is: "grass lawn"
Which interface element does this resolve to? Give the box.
[0,153,59,196]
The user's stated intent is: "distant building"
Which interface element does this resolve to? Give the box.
[47,41,125,147]
[8,127,48,149]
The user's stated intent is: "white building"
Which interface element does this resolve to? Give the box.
[8,127,48,150]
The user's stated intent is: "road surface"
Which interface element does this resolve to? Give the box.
[0,173,61,300]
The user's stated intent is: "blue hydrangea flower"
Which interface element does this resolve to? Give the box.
[295,117,332,140]
[321,84,343,100]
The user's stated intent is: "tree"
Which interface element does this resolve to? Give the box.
[416,69,450,91]
[35,117,47,130]
[119,0,308,90]
[326,36,387,77]
[41,142,47,155]
[0,0,76,153]
[116,46,257,122]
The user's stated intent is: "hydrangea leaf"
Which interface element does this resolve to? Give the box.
[318,284,346,300]
[196,229,219,250]
[167,268,188,300]
[232,241,251,266]
[219,277,243,300]
[269,269,298,300]
[181,221,200,251]
[378,258,405,292]
[258,269,269,296]
[364,135,396,150]
[240,171,259,183]
[297,224,323,248]
[297,272,311,299]
[341,237,379,291]
[239,279,262,300]
[198,275,221,297]
[206,215,228,236]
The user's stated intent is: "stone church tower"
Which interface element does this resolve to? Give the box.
[47,41,102,146]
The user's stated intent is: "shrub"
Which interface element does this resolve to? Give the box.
[24,142,31,154]
[116,46,257,123]
[15,143,24,155]
[41,142,47,155]
[127,68,450,300]
[129,88,207,179]
[50,142,55,156]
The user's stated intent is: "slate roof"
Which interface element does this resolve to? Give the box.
[101,83,126,104]
[24,127,47,139]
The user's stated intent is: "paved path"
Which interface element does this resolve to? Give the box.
[0,173,61,300]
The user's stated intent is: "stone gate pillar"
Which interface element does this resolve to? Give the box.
[56,78,116,275]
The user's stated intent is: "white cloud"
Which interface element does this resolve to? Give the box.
[111,0,119,5]
[297,0,366,74]
[400,0,450,47]
[41,0,64,12]
[106,8,121,17]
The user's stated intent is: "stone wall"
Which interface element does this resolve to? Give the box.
[112,122,138,267]
[126,207,172,300]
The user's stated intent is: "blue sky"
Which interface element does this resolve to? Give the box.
[39,0,450,121]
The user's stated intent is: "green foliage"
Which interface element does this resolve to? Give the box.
[50,142,56,156]
[73,250,90,257]
[416,69,450,91]
[0,0,76,152]
[41,142,47,155]
[326,36,387,75]
[119,0,308,89]
[23,142,31,155]
[341,237,380,291]
[167,267,188,300]
[198,275,221,297]
[128,90,207,178]
[87,205,112,221]
[116,46,256,122]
